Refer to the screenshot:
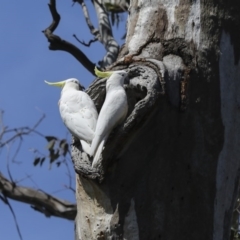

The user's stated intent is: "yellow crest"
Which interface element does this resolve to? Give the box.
[94,67,113,78]
[44,80,66,88]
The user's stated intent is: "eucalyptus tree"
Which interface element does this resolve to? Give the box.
[1,0,240,239]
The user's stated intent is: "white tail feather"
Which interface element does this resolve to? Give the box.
[80,140,91,155]
[89,135,101,157]
[92,136,107,168]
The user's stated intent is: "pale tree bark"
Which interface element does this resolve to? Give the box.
[72,0,240,239]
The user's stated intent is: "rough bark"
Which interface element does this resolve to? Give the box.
[73,0,240,239]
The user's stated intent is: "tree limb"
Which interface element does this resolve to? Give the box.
[73,0,100,39]
[43,0,95,75]
[93,0,119,67]
[74,0,119,67]
[0,172,76,220]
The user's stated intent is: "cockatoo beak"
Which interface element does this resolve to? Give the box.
[44,80,66,88]
[94,67,113,78]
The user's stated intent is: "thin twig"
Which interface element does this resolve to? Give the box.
[73,0,100,38]
[63,159,73,190]
[0,113,45,148]
[0,110,7,140]
[73,34,98,47]
[15,174,33,185]
[66,185,76,194]
[32,113,45,131]
[12,140,23,164]
[26,174,40,189]
[6,143,15,184]
[0,195,23,240]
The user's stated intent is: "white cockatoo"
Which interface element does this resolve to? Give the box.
[90,67,128,167]
[45,78,98,155]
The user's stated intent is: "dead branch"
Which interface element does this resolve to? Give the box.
[43,0,95,75]
[0,195,23,240]
[73,0,100,39]
[73,34,98,47]
[74,0,119,67]
[93,0,119,67]
[0,113,45,148]
[0,172,77,220]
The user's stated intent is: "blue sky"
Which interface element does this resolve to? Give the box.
[0,1,126,239]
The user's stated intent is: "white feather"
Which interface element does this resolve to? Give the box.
[90,71,128,167]
[80,140,91,156]
[46,78,98,153]
[91,136,106,168]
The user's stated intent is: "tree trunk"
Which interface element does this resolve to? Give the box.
[74,0,240,239]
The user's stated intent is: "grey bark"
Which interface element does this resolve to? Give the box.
[73,0,240,239]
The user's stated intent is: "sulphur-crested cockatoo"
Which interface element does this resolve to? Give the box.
[45,78,98,155]
[90,67,128,167]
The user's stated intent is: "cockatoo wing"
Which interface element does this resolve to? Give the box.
[91,136,107,168]
[90,89,128,158]
[59,90,98,142]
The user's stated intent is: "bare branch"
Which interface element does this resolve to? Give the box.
[0,172,76,220]
[74,0,120,67]
[46,0,60,32]
[0,113,45,148]
[73,34,98,47]
[0,195,23,240]
[73,0,100,39]
[43,0,95,75]
[93,0,119,67]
